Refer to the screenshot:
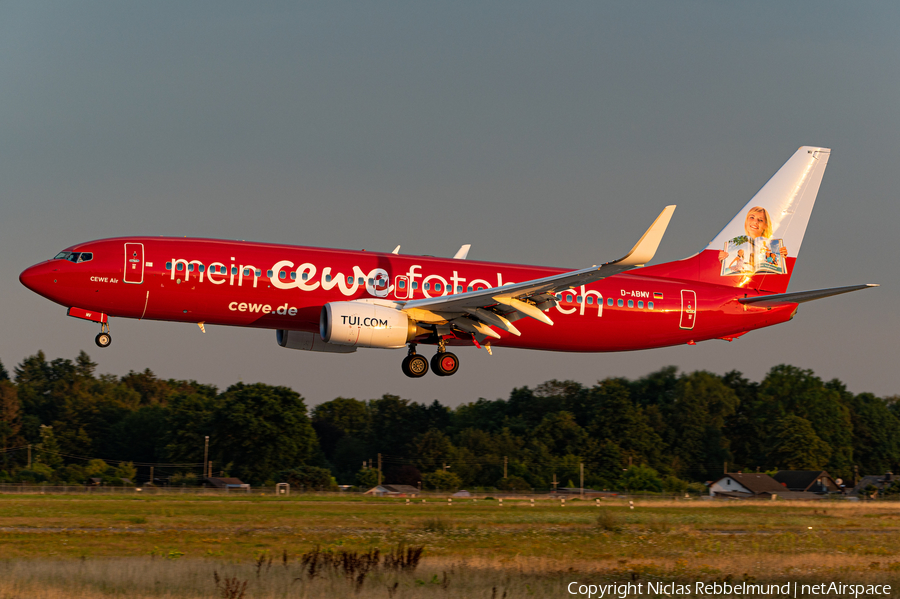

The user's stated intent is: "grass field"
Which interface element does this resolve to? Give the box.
[1,494,899,597]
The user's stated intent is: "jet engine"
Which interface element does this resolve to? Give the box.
[276,329,357,353]
[320,301,420,348]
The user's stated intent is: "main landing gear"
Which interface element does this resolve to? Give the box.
[401,345,429,378]
[95,322,112,348]
[401,342,460,378]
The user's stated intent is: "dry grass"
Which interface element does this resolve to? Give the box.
[1,495,899,596]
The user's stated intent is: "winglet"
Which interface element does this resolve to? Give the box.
[453,244,471,260]
[391,245,401,254]
[613,205,676,267]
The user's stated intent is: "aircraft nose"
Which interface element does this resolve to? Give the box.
[19,262,55,296]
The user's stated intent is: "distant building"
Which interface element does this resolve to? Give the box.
[364,484,420,497]
[773,471,841,494]
[204,477,250,491]
[709,472,823,500]
[849,472,896,498]
[551,487,612,497]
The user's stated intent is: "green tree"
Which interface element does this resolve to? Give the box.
[587,379,662,469]
[311,397,370,460]
[113,461,137,482]
[411,429,455,473]
[85,459,111,477]
[766,415,832,470]
[619,465,663,492]
[355,467,378,489]
[422,470,462,491]
[532,411,587,456]
[36,425,63,470]
[0,381,22,469]
[0,359,9,381]
[758,366,852,477]
[276,466,337,490]
[831,387,900,475]
[497,475,530,491]
[211,383,317,485]
[163,389,218,464]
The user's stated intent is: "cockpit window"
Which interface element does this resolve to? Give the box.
[52,251,93,263]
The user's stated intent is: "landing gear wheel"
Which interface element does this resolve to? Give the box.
[95,332,112,348]
[431,352,459,376]
[401,354,429,378]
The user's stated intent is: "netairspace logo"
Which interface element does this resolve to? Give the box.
[567,581,892,598]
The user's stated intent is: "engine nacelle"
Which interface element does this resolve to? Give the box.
[276,329,357,353]
[320,302,418,348]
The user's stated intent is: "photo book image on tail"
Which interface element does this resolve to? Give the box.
[721,236,787,277]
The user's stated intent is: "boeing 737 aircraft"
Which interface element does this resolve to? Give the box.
[20,147,875,377]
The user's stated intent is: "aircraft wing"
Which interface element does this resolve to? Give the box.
[400,206,675,339]
[738,284,878,308]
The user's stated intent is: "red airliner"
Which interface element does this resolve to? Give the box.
[20,147,875,377]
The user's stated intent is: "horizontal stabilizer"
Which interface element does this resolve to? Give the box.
[738,284,878,307]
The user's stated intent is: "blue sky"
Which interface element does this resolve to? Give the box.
[2,2,897,405]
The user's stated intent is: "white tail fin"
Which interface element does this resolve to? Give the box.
[706,146,830,257]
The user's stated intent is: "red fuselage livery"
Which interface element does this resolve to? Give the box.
[19,147,875,377]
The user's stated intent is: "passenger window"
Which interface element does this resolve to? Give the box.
[255,270,262,277]
[279,271,286,280]
[325,274,332,283]
[412,282,418,289]
[358,277,364,285]
[434,283,441,291]
[638,300,644,309]
[607,298,613,307]
[587,297,594,305]
[628,300,634,308]
[457,286,462,293]
[347,276,353,285]
[267,270,273,277]
[424,283,431,290]
[617,299,623,307]
[166,262,172,270]
[467,286,472,292]
[243,269,250,277]
[648,301,654,310]
[291,272,297,280]
[188,264,194,272]
[176,263,184,272]
[199,265,205,272]
[566,294,573,303]
[398,280,406,289]
[302,272,309,281]
[231,267,238,275]
[556,294,562,300]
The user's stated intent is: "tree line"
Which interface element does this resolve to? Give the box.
[0,351,898,491]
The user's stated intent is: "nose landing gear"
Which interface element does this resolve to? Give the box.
[94,323,112,348]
